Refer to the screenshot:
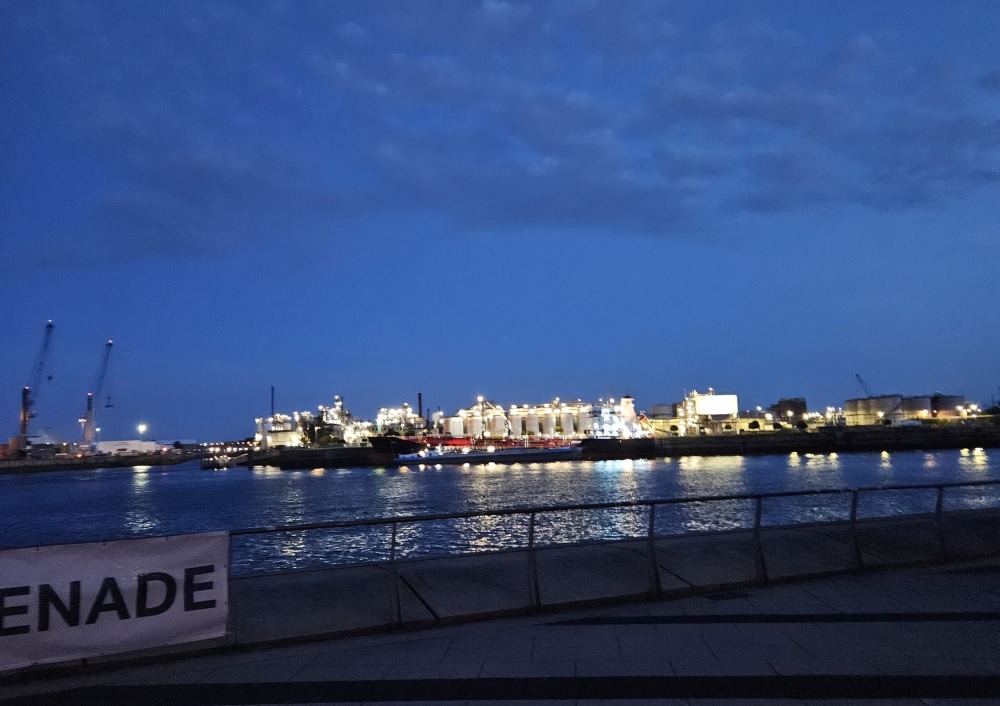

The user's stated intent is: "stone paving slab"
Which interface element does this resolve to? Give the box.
[397,552,532,620]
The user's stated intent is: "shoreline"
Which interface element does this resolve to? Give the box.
[0,451,200,475]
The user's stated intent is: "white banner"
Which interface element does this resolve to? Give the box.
[0,532,229,672]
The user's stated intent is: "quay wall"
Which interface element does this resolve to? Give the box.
[582,423,1000,460]
[0,451,198,475]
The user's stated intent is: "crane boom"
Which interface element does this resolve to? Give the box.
[81,340,113,447]
[855,373,875,398]
[13,321,55,453]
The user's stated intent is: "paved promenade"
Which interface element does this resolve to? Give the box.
[3,506,1000,703]
[3,554,1000,704]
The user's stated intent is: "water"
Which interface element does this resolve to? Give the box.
[1,449,997,574]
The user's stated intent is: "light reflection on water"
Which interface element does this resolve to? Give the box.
[124,468,159,533]
[3,449,1000,574]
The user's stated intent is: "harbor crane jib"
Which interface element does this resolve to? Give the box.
[12,320,55,454]
[80,339,113,449]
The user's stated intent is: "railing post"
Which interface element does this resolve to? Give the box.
[390,521,402,626]
[935,486,948,561]
[753,496,769,584]
[526,511,540,611]
[647,503,662,597]
[850,490,863,570]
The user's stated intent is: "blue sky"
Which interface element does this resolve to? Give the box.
[2,1,999,441]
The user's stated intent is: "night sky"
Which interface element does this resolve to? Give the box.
[2,1,999,442]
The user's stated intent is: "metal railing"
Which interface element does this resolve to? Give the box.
[229,478,1000,596]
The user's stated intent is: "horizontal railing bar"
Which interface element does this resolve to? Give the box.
[230,478,1000,537]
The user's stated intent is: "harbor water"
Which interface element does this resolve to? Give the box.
[2,449,997,575]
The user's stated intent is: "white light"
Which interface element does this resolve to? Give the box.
[137,423,148,436]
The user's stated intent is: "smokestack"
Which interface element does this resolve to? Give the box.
[270,386,275,417]
[418,392,423,418]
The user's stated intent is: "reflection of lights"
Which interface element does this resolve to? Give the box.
[310,468,324,476]
[959,447,989,472]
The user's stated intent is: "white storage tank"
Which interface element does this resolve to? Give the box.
[578,410,593,434]
[560,412,575,436]
[489,415,507,437]
[525,413,539,435]
[446,417,465,437]
[509,414,523,437]
[467,417,484,438]
[542,412,556,436]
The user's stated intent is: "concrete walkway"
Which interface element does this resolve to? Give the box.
[229,508,1000,646]
[3,507,1000,703]
[3,554,1000,704]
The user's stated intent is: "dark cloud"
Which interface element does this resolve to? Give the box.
[3,1,999,268]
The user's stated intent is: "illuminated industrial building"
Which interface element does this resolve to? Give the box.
[255,395,370,449]
[437,396,650,440]
[648,388,741,436]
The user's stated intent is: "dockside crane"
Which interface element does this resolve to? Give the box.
[11,321,55,454]
[80,340,113,450]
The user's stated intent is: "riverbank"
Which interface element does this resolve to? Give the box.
[0,451,199,475]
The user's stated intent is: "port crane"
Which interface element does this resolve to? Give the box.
[11,321,55,454]
[80,340,113,449]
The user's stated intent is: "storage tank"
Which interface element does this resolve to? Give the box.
[525,413,539,436]
[446,417,465,437]
[931,395,965,417]
[650,404,673,419]
[489,415,506,437]
[560,412,575,436]
[509,414,523,437]
[542,412,556,436]
[901,396,931,418]
[578,410,593,434]
[467,417,484,438]
[845,396,901,425]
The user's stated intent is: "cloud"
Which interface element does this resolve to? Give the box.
[3,1,999,269]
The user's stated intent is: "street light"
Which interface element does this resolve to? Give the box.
[137,422,148,437]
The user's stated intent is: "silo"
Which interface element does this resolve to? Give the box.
[525,412,539,435]
[561,412,575,436]
[446,417,465,437]
[578,409,593,434]
[542,412,556,436]
[489,415,506,437]
[509,414,523,438]
[467,416,484,438]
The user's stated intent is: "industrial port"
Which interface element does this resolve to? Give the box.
[3,321,999,472]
